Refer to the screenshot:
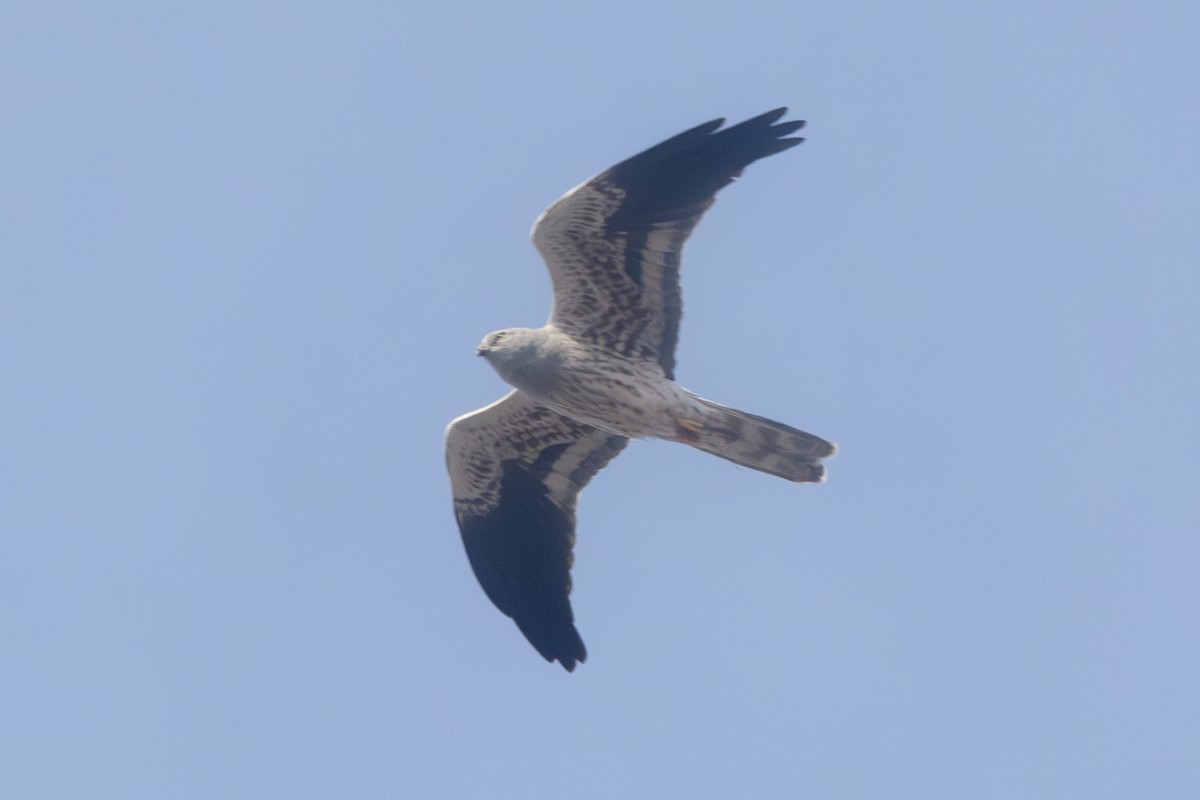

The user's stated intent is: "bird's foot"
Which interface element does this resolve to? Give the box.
[671,417,705,444]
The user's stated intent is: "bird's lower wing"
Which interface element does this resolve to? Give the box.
[445,391,627,670]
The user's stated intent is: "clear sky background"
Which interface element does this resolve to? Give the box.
[3,2,1198,797]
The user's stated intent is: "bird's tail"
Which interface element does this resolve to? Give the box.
[675,395,836,483]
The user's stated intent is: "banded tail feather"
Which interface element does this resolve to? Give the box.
[678,395,836,483]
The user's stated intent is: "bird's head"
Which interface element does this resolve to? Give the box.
[476,328,540,361]
[476,327,564,397]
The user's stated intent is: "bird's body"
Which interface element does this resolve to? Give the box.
[445,109,836,670]
[476,326,696,441]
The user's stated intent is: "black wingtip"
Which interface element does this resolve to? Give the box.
[724,111,806,149]
[601,107,808,231]
[523,620,587,671]
[555,649,585,672]
[757,107,789,124]
[773,121,806,137]
[727,107,803,131]
[560,646,586,672]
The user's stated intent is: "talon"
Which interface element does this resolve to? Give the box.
[673,417,704,443]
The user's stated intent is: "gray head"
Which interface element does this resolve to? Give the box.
[475,327,544,362]
[476,327,564,398]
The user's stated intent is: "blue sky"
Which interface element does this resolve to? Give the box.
[3,1,1198,797]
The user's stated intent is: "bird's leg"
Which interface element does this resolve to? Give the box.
[671,417,705,444]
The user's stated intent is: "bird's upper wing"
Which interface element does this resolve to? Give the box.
[531,108,805,380]
[445,390,627,671]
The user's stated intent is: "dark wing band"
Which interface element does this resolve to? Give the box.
[445,391,627,670]
[532,108,805,379]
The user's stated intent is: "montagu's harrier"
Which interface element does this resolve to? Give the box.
[445,109,836,670]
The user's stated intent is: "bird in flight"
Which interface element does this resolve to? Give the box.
[445,109,835,670]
